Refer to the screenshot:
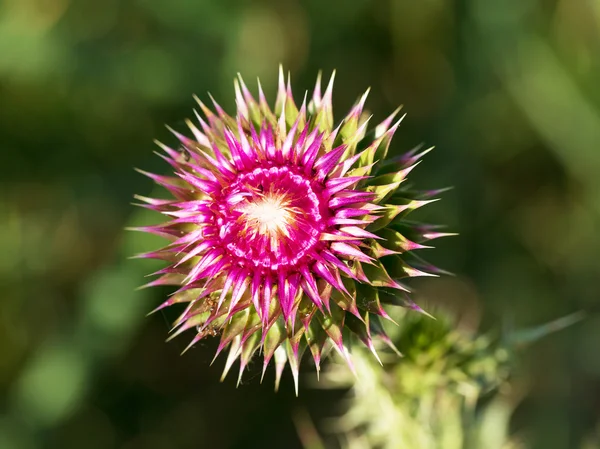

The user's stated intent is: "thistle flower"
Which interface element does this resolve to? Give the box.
[306,309,583,448]
[310,308,518,449]
[133,68,450,393]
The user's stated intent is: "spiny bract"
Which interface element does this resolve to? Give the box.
[132,68,451,393]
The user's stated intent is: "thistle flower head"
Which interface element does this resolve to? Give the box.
[314,308,516,449]
[133,68,450,393]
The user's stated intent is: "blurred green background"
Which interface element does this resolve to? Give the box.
[1,0,599,448]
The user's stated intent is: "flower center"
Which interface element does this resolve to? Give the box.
[218,166,325,270]
[238,191,293,237]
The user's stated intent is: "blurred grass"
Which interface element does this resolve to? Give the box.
[1,0,599,448]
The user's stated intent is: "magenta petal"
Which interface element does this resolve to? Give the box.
[330,242,373,263]
[229,270,250,312]
[301,129,324,171]
[338,226,382,240]
[314,144,347,181]
[320,250,356,279]
[278,271,292,322]
[261,275,274,326]
[329,192,378,209]
[251,272,263,317]
[217,269,238,310]
[325,176,369,195]
[300,266,324,312]
[312,261,346,296]
[186,249,223,282]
